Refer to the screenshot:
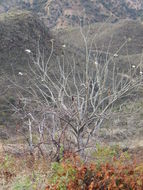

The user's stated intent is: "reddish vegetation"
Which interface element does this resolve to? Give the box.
[46,151,143,190]
[1,147,143,189]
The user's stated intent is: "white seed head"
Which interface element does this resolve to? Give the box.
[132,65,136,68]
[50,39,54,42]
[113,53,118,57]
[62,44,66,48]
[18,72,23,76]
[25,49,31,54]
[94,61,98,65]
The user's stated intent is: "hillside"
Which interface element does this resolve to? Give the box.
[0,10,60,134]
[56,19,143,75]
[42,0,143,28]
[0,0,143,28]
[57,19,143,57]
[0,10,60,73]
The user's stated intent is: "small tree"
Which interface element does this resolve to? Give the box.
[11,26,143,159]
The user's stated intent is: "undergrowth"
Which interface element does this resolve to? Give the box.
[0,145,143,190]
[46,147,143,190]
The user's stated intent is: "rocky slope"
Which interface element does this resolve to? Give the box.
[0,0,143,28]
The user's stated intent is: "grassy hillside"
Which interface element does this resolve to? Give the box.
[0,10,61,133]
[57,20,143,55]
[0,10,60,73]
[56,20,143,72]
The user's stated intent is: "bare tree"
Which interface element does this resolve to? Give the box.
[10,25,143,159]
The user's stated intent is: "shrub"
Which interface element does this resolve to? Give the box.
[46,151,143,190]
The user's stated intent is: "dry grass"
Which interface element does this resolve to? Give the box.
[0,147,50,190]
